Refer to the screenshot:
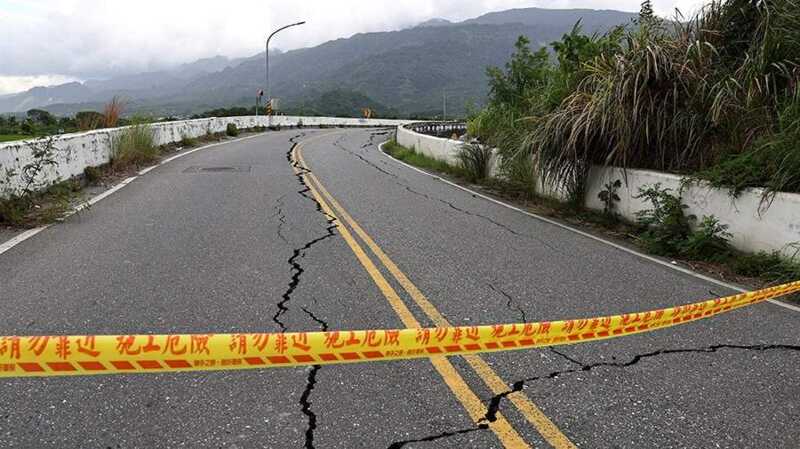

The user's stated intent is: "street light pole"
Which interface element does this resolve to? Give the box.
[443,90,447,121]
[266,21,306,113]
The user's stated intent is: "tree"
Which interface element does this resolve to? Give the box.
[486,36,550,111]
[26,109,55,126]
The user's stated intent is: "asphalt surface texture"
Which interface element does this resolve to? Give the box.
[0,128,798,448]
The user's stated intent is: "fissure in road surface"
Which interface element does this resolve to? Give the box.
[273,133,339,332]
[389,344,800,447]
[299,305,330,449]
[480,343,800,424]
[333,134,566,255]
[278,133,340,449]
[387,424,489,449]
[487,283,528,324]
[270,194,289,244]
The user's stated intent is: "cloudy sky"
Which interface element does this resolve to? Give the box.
[0,0,703,95]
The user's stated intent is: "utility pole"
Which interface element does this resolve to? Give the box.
[266,21,306,115]
[443,90,447,121]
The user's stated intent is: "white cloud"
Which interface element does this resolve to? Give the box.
[0,74,80,95]
[0,0,707,93]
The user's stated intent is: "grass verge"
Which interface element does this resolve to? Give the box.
[0,134,29,143]
[383,140,469,179]
[0,179,82,226]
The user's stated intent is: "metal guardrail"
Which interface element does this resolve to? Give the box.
[405,122,467,139]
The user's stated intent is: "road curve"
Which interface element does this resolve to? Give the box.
[0,128,798,448]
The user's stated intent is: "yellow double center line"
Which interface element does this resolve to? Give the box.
[292,134,576,448]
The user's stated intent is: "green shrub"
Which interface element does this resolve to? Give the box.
[679,215,732,261]
[634,183,735,261]
[111,124,158,169]
[226,123,239,137]
[0,196,26,224]
[634,184,694,256]
[180,134,197,147]
[0,179,79,226]
[497,154,537,198]
[732,247,800,282]
[83,166,103,184]
[456,143,493,182]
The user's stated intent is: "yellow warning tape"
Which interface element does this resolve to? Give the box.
[1,281,797,378]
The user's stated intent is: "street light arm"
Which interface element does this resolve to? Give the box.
[265,21,306,111]
[268,21,306,44]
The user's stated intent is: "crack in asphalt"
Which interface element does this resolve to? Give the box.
[479,344,800,425]
[278,133,341,449]
[299,306,330,449]
[273,134,339,332]
[362,130,391,148]
[332,134,567,255]
[549,347,585,367]
[487,283,527,324]
[270,194,289,244]
[333,135,398,178]
[400,182,566,255]
[387,424,489,449]
[289,131,800,447]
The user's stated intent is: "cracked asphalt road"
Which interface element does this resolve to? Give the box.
[0,128,798,448]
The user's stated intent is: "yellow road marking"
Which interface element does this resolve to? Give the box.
[296,144,577,449]
[290,144,530,449]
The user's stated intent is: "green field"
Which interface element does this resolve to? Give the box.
[0,134,29,143]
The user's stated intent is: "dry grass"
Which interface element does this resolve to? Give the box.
[103,96,126,128]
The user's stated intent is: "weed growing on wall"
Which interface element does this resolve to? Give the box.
[598,179,622,221]
[0,137,78,225]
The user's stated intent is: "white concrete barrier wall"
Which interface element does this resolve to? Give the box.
[397,124,800,256]
[0,116,409,198]
[396,124,464,166]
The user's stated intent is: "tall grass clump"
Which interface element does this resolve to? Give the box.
[456,142,493,182]
[527,0,800,198]
[470,0,800,200]
[111,123,157,169]
[103,96,125,128]
[696,88,800,201]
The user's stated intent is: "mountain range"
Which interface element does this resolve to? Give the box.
[0,7,638,117]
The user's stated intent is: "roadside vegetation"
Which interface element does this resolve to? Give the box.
[383,140,468,178]
[0,137,80,225]
[1,116,265,227]
[469,0,799,199]
[385,138,800,288]
[110,123,158,169]
[0,96,135,142]
[427,0,800,288]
